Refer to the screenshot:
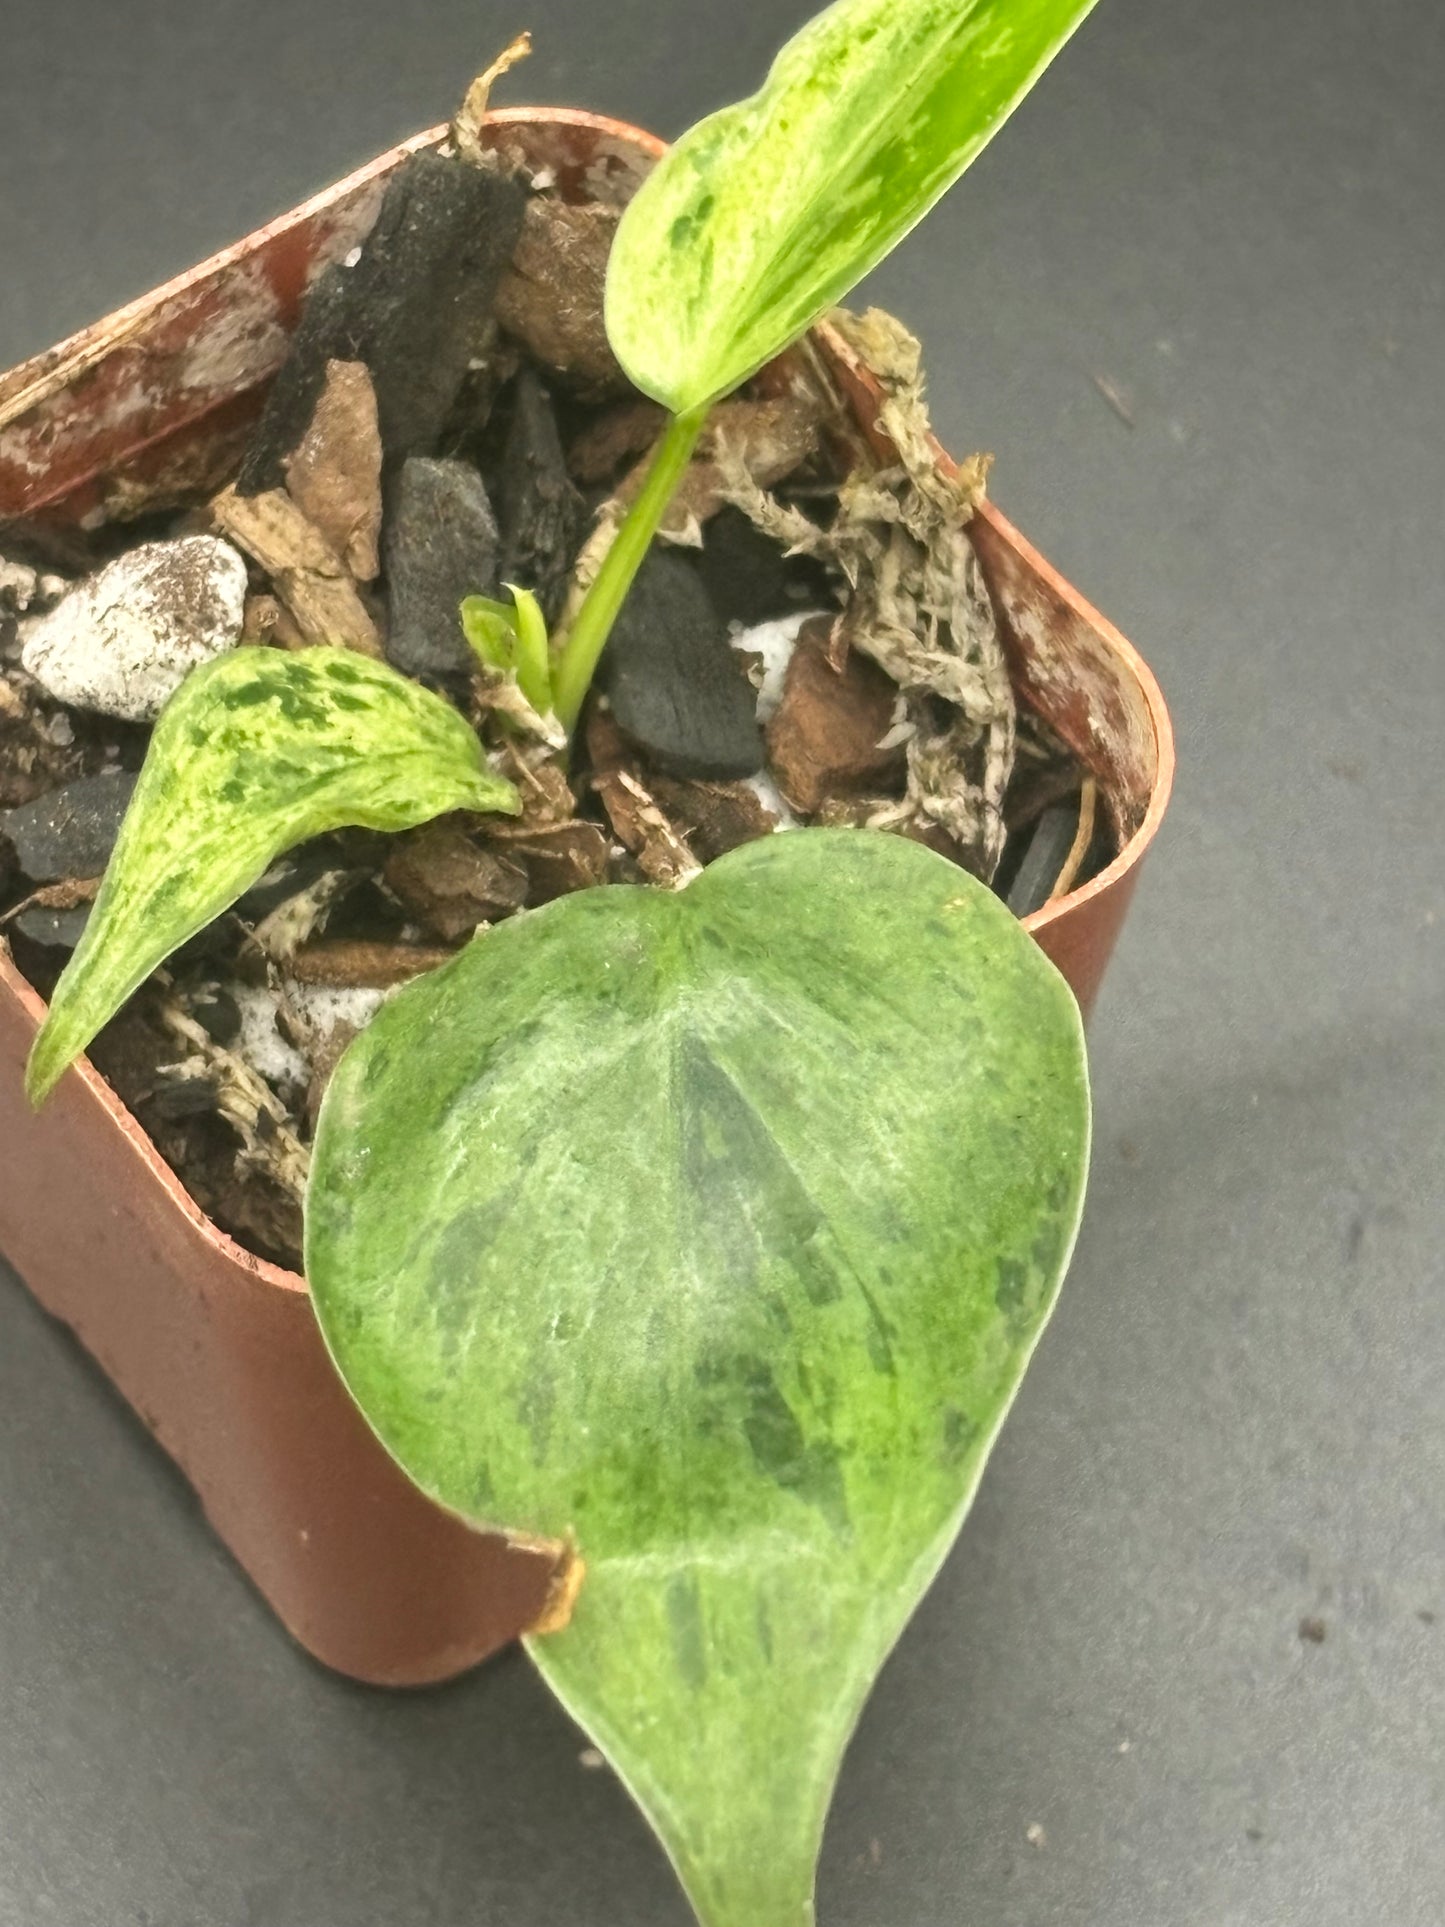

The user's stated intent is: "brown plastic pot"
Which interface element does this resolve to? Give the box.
[0,109,1174,1687]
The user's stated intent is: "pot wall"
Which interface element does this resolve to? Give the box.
[0,109,1173,1685]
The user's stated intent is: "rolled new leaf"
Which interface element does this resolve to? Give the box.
[27,647,518,1104]
[607,0,1100,414]
[307,830,1090,1927]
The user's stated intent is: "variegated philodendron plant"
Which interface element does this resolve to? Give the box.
[29,3,1100,1921]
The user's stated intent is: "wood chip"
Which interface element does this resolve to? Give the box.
[593,767,701,889]
[500,820,612,902]
[384,823,529,939]
[212,484,382,657]
[287,939,457,988]
[567,399,670,486]
[283,360,383,581]
[765,617,905,816]
[495,199,625,393]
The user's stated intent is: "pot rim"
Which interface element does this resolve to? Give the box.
[0,102,1174,1301]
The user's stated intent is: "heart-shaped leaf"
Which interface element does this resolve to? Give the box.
[27,646,517,1103]
[307,829,1088,1927]
[606,0,1101,413]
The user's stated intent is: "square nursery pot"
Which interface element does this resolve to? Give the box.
[0,109,1174,1687]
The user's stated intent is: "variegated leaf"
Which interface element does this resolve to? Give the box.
[27,646,517,1103]
[607,0,1100,412]
[307,829,1090,1927]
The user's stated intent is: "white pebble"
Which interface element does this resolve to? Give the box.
[21,535,248,723]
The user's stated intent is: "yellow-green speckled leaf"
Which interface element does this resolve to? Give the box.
[607,0,1100,412]
[307,829,1090,1927]
[27,646,517,1103]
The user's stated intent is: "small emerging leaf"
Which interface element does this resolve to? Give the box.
[27,646,517,1103]
[461,585,553,716]
[307,830,1089,1927]
[607,0,1100,412]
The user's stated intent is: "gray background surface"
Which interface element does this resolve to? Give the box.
[2,0,1442,1921]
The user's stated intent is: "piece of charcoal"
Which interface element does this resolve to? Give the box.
[493,370,586,626]
[11,903,93,950]
[1005,801,1081,918]
[0,769,138,882]
[699,506,834,629]
[235,268,366,497]
[384,457,501,680]
[597,552,764,781]
[238,152,528,493]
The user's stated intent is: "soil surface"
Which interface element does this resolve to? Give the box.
[0,143,1111,1271]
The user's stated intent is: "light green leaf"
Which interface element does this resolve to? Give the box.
[461,584,553,716]
[607,0,1099,413]
[27,646,517,1104]
[307,829,1089,1927]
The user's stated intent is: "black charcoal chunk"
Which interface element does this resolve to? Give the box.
[384,458,500,681]
[0,770,138,883]
[1005,801,1081,918]
[238,152,528,493]
[12,904,92,951]
[699,506,833,628]
[494,370,586,626]
[597,552,764,780]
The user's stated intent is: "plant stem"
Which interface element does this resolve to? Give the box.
[551,405,710,733]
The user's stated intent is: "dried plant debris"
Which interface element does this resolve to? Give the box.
[495,197,625,395]
[212,486,381,657]
[451,35,535,164]
[640,773,779,866]
[244,863,363,965]
[614,399,824,549]
[716,306,1013,877]
[283,360,384,581]
[508,820,615,903]
[287,938,460,989]
[4,889,97,952]
[83,987,305,1269]
[153,986,311,1200]
[561,397,824,639]
[237,149,529,491]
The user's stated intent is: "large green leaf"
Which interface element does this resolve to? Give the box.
[307,829,1089,1927]
[27,646,517,1103]
[606,0,1100,413]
